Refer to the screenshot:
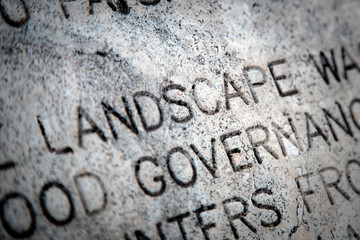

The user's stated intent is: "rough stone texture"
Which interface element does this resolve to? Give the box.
[0,0,359,239]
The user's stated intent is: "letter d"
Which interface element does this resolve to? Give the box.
[74,172,107,216]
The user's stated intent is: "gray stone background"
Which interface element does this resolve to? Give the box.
[0,0,359,239]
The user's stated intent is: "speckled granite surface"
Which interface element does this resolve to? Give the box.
[0,0,359,239]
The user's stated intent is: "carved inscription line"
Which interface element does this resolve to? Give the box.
[0,171,107,238]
